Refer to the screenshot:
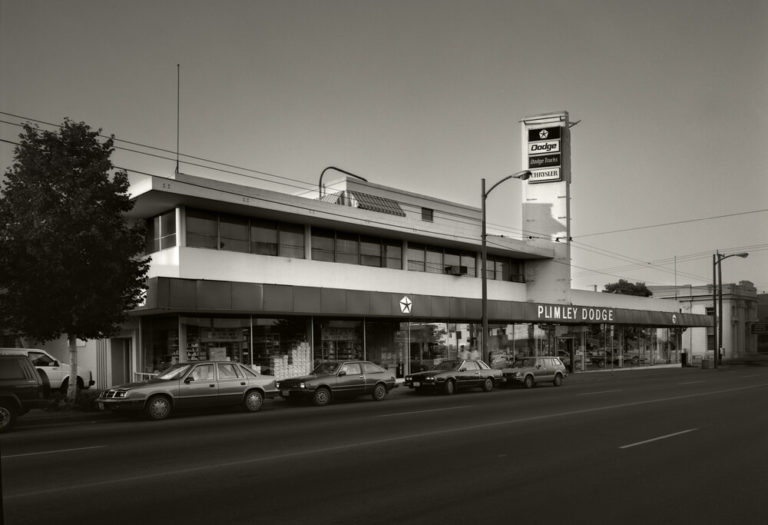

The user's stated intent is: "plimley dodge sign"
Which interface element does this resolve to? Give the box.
[527,127,562,183]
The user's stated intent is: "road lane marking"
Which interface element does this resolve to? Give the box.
[6,382,767,500]
[378,406,473,417]
[576,390,622,396]
[3,445,106,459]
[619,428,698,449]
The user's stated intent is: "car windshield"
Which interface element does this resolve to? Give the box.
[155,364,192,380]
[312,361,341,375]
[435,360,461,371]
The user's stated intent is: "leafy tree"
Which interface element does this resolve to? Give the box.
[603,279,652,297]
[0,119,150,402]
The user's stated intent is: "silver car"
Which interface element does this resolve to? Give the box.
[99,361,278,420]
[504,356,567,388]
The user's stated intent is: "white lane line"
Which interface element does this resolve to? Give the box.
[577,390,622,396]
[378,406,473,417]
[4,445,106,459]
[620,428,698,449]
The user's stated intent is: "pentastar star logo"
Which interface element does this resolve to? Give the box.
[400,296,412,314]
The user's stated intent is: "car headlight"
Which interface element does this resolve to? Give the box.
[515,372,523,378]
[425,376,435,382]
[114,390,128,398]
[299,382,306,389]
[275,381,281,389]
[405,376,412,381]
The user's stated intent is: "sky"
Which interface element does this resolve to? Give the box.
[2,0,766,292]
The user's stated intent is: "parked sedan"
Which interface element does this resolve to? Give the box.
[404,359,504,395]
[98,361,278,420]
[275,360,397,406]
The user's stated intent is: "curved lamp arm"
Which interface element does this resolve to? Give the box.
[318,166,368,199]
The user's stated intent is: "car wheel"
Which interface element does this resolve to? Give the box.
[313,387,331,407]
[597,360,605,368]
[145,395,172,420]
[243,390,264,412]
[553,374,563,387]
[371,383,387,401]
[444,379,456,395]
[0,402,17,433]
[523,375,535,389]
[482,377,494,392]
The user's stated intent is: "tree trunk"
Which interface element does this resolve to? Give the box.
[67,333,79,403]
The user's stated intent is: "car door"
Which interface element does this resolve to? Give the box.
[335,362,366,396]
[216,362,246,406]
[28,351,66,389]
[176,363,218,408]
[458,360,481,388]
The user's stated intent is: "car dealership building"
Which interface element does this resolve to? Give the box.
[83,112,712,388]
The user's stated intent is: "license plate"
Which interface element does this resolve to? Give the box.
[281,390,290,397]
[98,402,105,410]
[413,381,421,388]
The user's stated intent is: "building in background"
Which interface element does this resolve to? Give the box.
[650,282,759,363]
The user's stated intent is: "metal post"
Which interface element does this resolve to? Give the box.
[718,254,724,364]
[713,253,718,368]
[481,178,488,362]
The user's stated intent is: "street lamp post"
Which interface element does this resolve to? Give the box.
[712,251,748,367]
[481,170,531,362]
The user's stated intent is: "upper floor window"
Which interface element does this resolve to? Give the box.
[422,207,434,222]
[407,243,479,277]
[311,227,402,269]
[146,210,177,253]
[186,208,305,259]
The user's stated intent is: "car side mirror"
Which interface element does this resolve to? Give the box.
[184,377,194,384]
[459,368,466,372]
[53,361,60,367]
[338,370,347,377]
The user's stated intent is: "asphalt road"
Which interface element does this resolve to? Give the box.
[1,367,767,525]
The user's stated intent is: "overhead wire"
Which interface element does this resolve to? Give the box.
[2,111,763,288]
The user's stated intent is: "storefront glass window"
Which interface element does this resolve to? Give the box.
[314,319,363,364]
[140,316,179,376]
[182,317,250,365]
[364,320,400,373]
[252,317,311,379]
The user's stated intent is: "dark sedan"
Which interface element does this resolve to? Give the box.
[275,360,397,406]
[404,359,504,395]
[99,361,278,420]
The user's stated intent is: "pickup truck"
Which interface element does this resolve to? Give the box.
[0,354,48,432]
[0,348,94,392]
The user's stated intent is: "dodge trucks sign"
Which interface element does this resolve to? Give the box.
[527,126,563,183]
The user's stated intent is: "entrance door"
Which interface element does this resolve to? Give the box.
[110,338,131,386]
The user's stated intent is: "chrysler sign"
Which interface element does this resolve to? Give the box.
[527,126,563,183]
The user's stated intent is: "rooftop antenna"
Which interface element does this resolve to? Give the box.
[175,63,180,175]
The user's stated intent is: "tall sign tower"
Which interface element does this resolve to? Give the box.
[521,111,573,304]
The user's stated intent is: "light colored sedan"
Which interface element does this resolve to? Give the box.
[99,361,278,420]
